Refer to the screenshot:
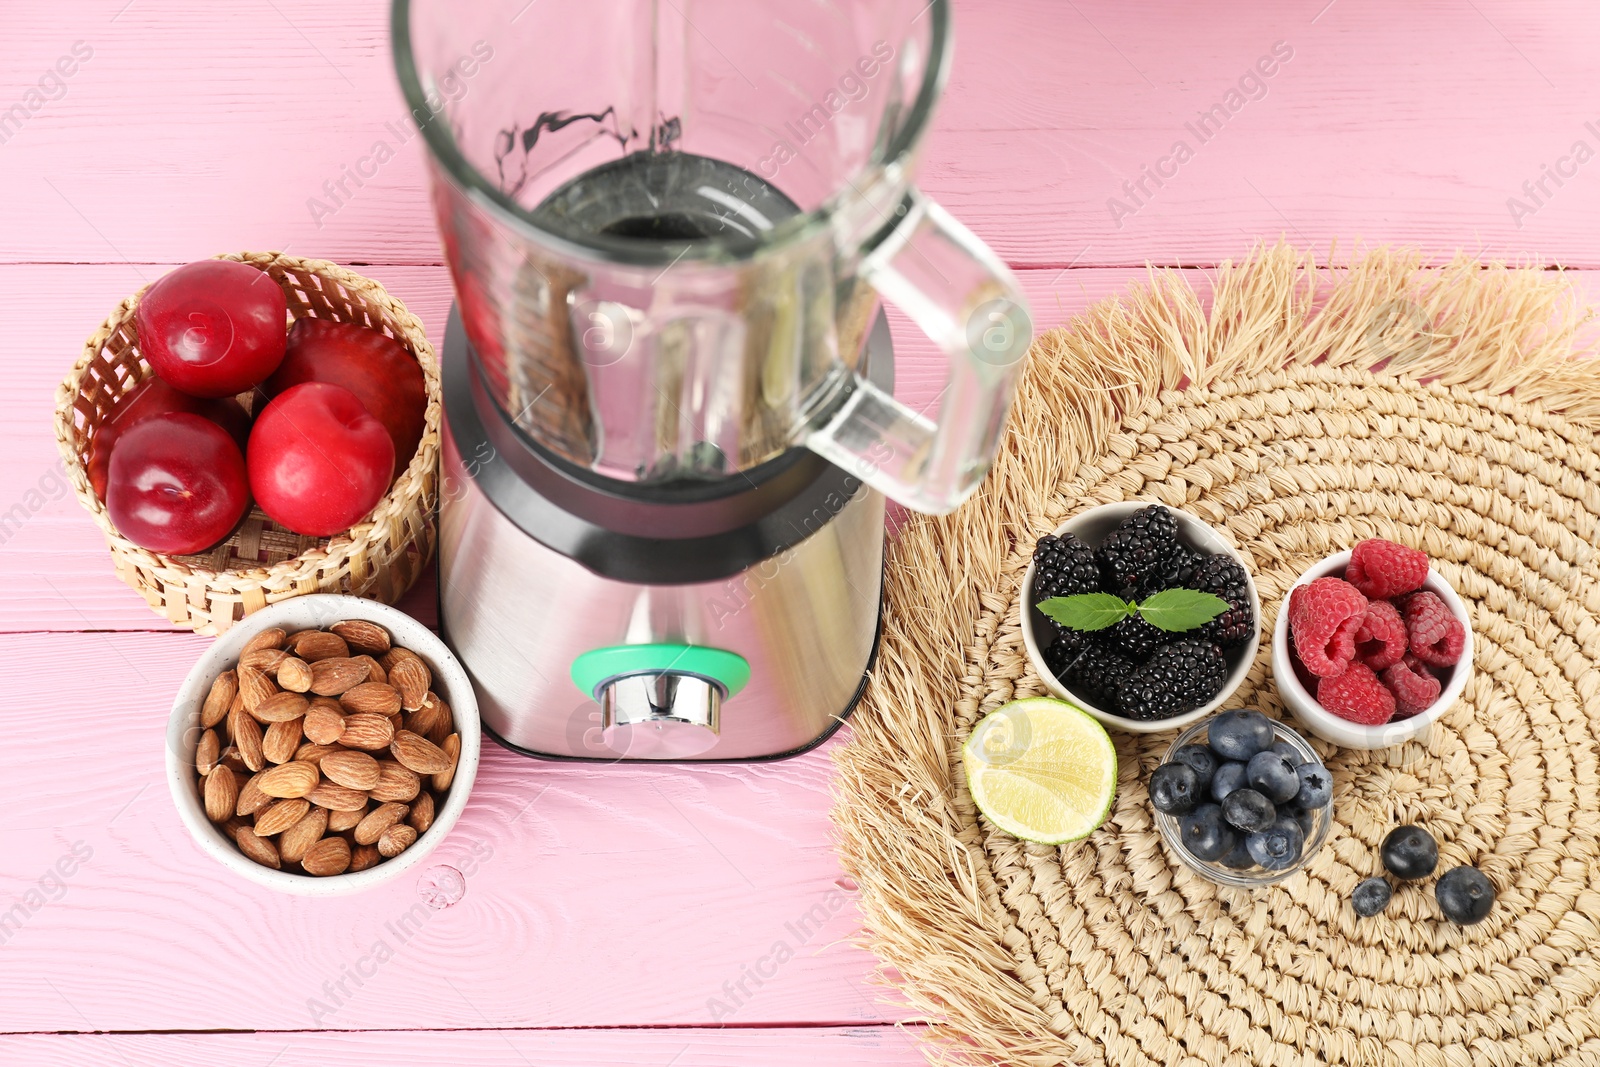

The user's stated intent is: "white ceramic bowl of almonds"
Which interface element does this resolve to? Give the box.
[166,595,480,895]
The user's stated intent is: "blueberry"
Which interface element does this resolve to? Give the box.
[1172,744,1218,787]
[1246,750,1301,804]
[1294,763,1332,809]
[1246,819,1304,870]
[1179,803,1237,862]
[1351,877,1393,917]
[1219,838,1257,870]
[1149,762,1201,816]
[1381,825,1439,881]
[1272,741,1305,767]
[1221,788,1276,833]
[1286,805,1315,836]
[1207,708,1276,761]
[1435,866,1495,925]
[1210,761,1248,802]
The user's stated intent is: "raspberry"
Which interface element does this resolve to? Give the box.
[1354,598,1407,670]
[1288,577,1368,678]
[1383,653,1443,718]
[1400,590,1465,667]
[1347,539,1429,600]
[1316,661,1396,725]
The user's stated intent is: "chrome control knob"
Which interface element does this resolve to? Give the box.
[599,672,721,758]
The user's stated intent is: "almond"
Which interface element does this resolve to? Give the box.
[241,647,290,672]
[220,746,248,777]
[278,804,328,864]
[256,760,320,799]
[340,682,402,717]
[236,771,272,816]
[303,705,346,746]
[250,691,309,724]
[302,836,352,876]
[222,691,244,741]
[321,750,382,791]
[253,797,311,837]
[195,729,221,775]
[408,790,435,834]
[201,670,237,729]
[293,742,342,764]
[331,619,391,656]
[229,708,265,772]
[294,630,350,662]
[327,804,367,833]
[277,656,313,693]
[349,843,381,872]
[353,654,386,685]
[388,656,431,712]
[380,646,421,673]
[431,733,461,793]
[406,692,450,743]
[262,718,304,765]
[369,760,421,803]
[377,823,418,858]
[237,665,277,712]
[340,711,397,750]
[203,765,238,823]
[235,825,281,869]
[391,730,453,775]
[307,782,370,811]
[354,801,410,845]
[309,657,370,696]
[241,626,287,656]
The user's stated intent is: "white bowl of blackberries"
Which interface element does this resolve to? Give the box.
[1151,709,1332,887]
[1350,824,1496,926]
[1021,502,1260,732]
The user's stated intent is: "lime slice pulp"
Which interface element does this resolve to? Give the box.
[962,697,1117,844]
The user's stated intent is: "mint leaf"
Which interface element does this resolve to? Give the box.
[1038,593,1135,632]
[1136,588,1231,632]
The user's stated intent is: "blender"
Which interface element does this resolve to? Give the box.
[392,0,1031,760]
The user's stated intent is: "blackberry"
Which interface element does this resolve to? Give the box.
[1032,532,1102,600]
[1114,637,1227,721]
[1185,553,1255,649]
[1133,545,1206,600]
[1096,615,1168,663]
[1041,629,1088,680]
[1096,505,1180,596]
[1064,643,1137,711]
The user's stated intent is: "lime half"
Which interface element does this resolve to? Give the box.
[962,697,1117,844]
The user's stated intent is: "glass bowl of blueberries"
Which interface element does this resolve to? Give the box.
[1151,708,1333,888]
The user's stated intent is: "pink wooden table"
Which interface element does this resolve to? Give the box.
[3,2,1598,1063]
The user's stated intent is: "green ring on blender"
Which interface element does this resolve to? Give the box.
[570,644,752,699]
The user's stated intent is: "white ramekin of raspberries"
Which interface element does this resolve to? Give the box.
[1272,539,1473,749]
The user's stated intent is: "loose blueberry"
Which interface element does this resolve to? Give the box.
[1246,750,1301,804]
[1381,825,1439,881]
[1246,819,1305,870]
[1210,761,1248,802]
[1351,877,1393,917]
[1219,838,1257,870]
[1208,708,1276,761]
[1221,788,1276,833]
[1179,803,1237,862]
[1435,866,1495,925]
[1294,763,1332,809]
[1149,762,1201,816]
[1271,740,1305,766]
[1172,744,1219,787]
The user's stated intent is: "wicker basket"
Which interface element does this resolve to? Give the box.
[54,251,441,635]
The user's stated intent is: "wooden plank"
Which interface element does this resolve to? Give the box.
[2,1,1599,268]
[1,262,1163,631]
[0,634,899,1031]
[0,1028,928,1066]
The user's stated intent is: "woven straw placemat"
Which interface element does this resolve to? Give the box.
[833,245,1600,1067]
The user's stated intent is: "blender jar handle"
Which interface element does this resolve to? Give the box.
[806,189,1032,515]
